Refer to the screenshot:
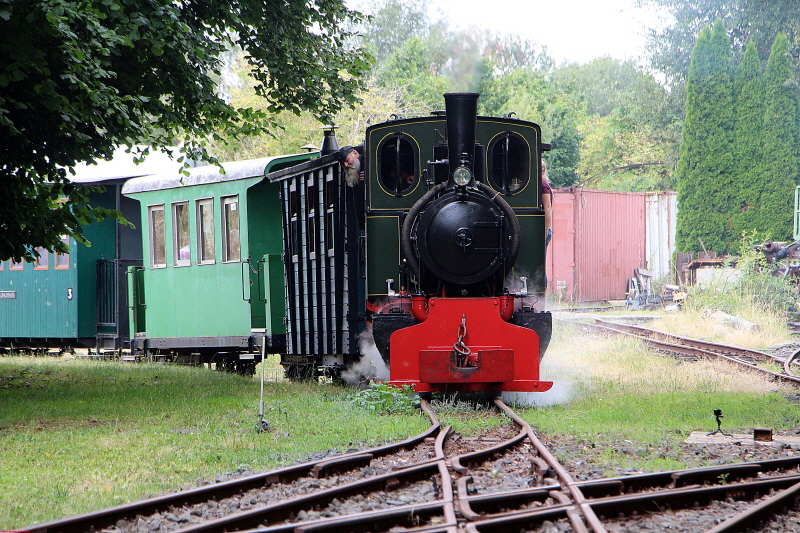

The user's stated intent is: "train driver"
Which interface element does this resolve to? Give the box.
[337,144,366,228]
[337,145,364,187]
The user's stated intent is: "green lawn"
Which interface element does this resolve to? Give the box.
[0,357,429,528]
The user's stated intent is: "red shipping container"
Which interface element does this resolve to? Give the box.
[547,189,649,303]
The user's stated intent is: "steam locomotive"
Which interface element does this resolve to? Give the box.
[271,92,552,393]
[365,93,552,394]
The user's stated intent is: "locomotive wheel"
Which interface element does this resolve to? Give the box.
[284,363,315,382]
[237,361,256,377]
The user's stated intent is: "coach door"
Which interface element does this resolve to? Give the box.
[97,259,140,352]
[127,265,146,339]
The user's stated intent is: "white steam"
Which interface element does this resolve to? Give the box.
[341,330,390,386]
[504,269,530,294]
[500,380,573,407]
[500,352,581,407]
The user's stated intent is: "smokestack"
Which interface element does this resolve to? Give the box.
[444,92,479,179]
[320,126,339,156]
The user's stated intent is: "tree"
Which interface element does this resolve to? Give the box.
[212,78,410,160]
[482,34,553,76]
[576,114,672,192]
[554,58,656,117]
[638,0,800,199]
[373,37,452,114]
[0,0,371,262]
[675,19,737,254]
[642,0,800,86]
[360,0,431,65]
[731,41,765,237]
[759,33,799,240]
[554,58,674,191]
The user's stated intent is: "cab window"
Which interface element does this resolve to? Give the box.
[377,134,418,196]
[488,132,530,195]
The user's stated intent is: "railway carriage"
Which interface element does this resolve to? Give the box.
[0,149,171,354]
[122,153,315,373]
[266,134,365,379]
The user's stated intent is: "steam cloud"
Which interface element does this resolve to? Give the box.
[341,330,389,386]
[500,380,573,407]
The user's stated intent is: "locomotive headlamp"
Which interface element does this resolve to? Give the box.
[453,166,472,186]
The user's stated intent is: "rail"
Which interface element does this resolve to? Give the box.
[27,398,800,533]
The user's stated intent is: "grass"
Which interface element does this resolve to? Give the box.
[0,357,430,529]
[648,303,794,349]
[514,319,799,474]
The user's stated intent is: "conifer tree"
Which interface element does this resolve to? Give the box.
[760,32,799,241]
[731,41,765,237]
[675,19,736,254]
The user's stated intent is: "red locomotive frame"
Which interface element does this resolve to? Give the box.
[388,297,552,393]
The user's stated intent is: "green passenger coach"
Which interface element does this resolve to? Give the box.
[122,153,315,374]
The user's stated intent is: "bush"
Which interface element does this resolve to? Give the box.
[348,382,418,414]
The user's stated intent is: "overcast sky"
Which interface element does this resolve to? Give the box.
[347,0,658,63]
[430,0,666,65]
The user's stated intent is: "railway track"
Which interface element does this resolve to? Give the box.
[586,318,800,387]
[27,398,800,533]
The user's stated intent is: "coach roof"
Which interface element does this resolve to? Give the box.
[122,153,315,195]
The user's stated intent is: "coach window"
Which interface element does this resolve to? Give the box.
[488,132,530,195]
[34,247,49,270]
[172,201,190,266]
[222,195,240,262]
[9,257,23,270]
[196,199,215,264]
[55,236,70,270]
[149,204,166,268]
[0,261,3,271]
[378,134,418,196]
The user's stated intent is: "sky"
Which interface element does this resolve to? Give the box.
[429,0,666,65]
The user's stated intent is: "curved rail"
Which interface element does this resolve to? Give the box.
[493,399,606,533]
[28,396,800,533]
[27,400,442,533]
[589,319,800,386]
